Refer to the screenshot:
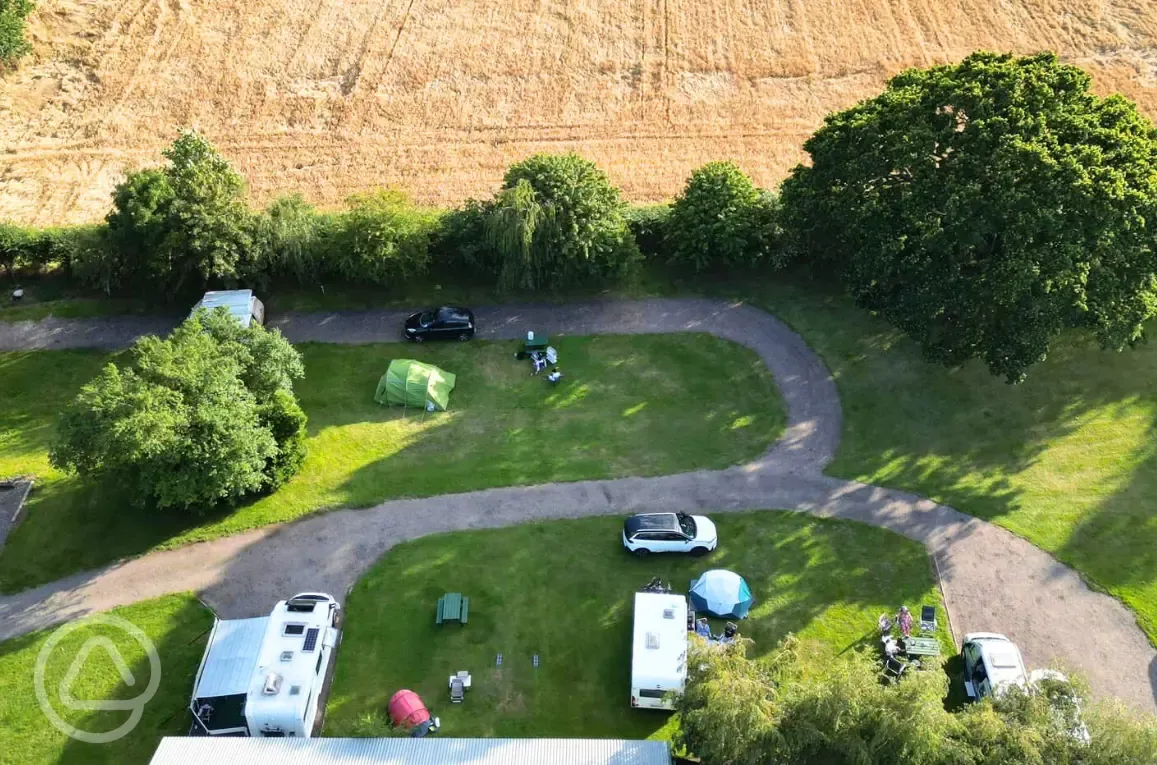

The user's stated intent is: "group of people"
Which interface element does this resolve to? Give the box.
[530,351,563,383]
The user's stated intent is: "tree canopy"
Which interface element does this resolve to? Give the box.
[485,153,639,290]
[50,309,306,511]
[781,52,1157,382]
[0,0,34,64]
[676,637,1157,765]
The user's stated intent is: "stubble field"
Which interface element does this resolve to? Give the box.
[2,0,1157,223]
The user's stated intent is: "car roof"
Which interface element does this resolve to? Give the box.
[435,306,471,320]
[625,513,680,535]
[978,641,1028,688]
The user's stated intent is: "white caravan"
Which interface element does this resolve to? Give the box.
[630,590,688,710]
[190,289,265,328]
[190,593,341,737]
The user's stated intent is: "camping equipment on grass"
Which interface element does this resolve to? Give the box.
[688,570,754,619]
[388,689,439,737]
[375,359,456,411]
[448,671,472,703]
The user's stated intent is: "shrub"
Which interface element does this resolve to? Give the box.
[0,222,35,279]
[430,198,495,275]
[0,0,34,64]
[50,309,307,511]
[624,203,670,260]
[781,51,1157,383]
[321,190,439,285]
[667,161,773,271]
[249,194,329,286]
[486,153,640,290]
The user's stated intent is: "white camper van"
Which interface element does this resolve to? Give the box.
[190,593,341,737]
[630,590,688,710]
[190,289,265,328]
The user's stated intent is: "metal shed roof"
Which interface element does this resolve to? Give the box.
[192,617,269,698]
[148,737,672,765]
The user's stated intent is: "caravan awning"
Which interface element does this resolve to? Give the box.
[193,617,270,698]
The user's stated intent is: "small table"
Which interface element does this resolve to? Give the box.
[904,637,941,657]
[436,593,469,625]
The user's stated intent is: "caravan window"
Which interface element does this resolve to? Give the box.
[638,689,667,699]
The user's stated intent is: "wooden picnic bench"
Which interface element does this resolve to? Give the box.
[904,636,941,657]
[436,592,469,625]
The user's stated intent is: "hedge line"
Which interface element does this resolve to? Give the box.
[0,134,786,299]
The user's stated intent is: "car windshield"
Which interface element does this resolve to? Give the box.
[677,513,696,537]
[419,312,434,327]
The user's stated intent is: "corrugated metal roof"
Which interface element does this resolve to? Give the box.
[149,737,672,765]
[194,290,255,327]
[193,617,269,699]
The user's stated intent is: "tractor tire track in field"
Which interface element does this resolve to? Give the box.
[0,298,1156,714]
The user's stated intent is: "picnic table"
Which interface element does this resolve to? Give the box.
[436,592,469,625]
[904,637,941,657]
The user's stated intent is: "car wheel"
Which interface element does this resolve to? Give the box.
[458,332,470,342]
[690,546,709,557]
[632,547,651,558]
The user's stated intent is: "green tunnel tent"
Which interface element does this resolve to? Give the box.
[375,359,457,411]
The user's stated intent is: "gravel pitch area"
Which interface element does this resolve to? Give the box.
[1,299,1154,713]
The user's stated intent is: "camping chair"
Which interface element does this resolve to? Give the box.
[448,671,471,703]
[531,353,547,375]
[920,605,937,634]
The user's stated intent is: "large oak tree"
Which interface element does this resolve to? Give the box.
[782,52,1157,382]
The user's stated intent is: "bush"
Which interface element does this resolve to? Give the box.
[321,190,439,285]
[103,130,251,294]
[430,198,494,275]
[50,309,307,511]
[666,161,777,272]
[249,194,330,286]
[624,203,670,260]
[0,0,34,64]
[0,222,35,279]
[486,153,640,290]
[781,51,1157,383]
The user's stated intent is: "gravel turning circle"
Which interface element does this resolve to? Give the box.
[1,298,1154,713]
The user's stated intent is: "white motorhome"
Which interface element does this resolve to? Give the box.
[630,590,688,710]
[190,593,341,738]
[191,289,265,328]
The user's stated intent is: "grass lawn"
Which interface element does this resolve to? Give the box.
[0,594,212,765]
[324,511,951,740]
[0,333,782,592]
[735,275,1157,643]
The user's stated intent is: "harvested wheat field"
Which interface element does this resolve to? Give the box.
[2,0,1157,224]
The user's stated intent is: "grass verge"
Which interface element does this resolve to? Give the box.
[0,594,212,765]
[324,511,951,740]
[0,333,783,591]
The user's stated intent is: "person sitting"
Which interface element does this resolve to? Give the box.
[546,367,563,384]
[531,353,547,375]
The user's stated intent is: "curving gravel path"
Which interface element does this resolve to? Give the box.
[1,299,1155,713]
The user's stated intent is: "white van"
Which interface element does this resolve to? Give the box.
[191,289,265,328]
[630,591,688,710]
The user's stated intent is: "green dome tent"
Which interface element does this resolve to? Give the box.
[375,359,457,411]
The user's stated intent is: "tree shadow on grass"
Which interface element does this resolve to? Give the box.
[324,511,948,741]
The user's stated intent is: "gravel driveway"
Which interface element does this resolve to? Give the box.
[1,298,1154,713]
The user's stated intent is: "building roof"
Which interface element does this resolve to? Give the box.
[192,617,269,699]
[631,591,688,688]
[148,737,672,765]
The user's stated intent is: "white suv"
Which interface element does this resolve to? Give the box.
[961,632,1028,700]
[622,513,718,556]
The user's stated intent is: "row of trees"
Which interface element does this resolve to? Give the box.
[8,52,1157,382]
[676,637,1157,765]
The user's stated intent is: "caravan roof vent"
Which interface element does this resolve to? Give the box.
[646,631,660,650]
[662,608,675,620]
[279,651,294,662]
[289,685,301,696]
[262,673,283,695]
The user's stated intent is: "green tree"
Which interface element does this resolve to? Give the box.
[322,190,438,285]
[249,194,328,285]
[104,130,251,294]
[667,161,779,271]
[781,52,1157,382]
[0,0,34,64]
[675,637,1157,765]
[50,309,306,510]
[487,153,639,290]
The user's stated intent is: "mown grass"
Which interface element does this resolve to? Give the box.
[325,511,951,740]
[736,275,1157,643]
[0,594,212,765]
[0,334,783,592]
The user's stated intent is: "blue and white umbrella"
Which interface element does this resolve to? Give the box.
[688,569,754,619]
